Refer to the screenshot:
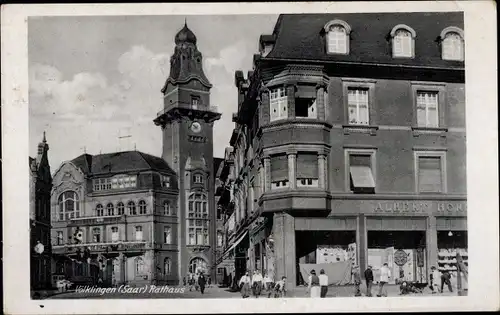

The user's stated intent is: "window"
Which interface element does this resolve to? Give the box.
[441,27,464,61]
[117,202,125,215]
[128,201,137,215]
[164,226,172,244]
[138,200,147,215]
[92,228,101,243]
[416,91,439,127]
[269,87,288,121]
[296,152,319,187]
[135,257,145,275]
[415,152,446,193]
[164,258,172,275]
[93,178,112,191]
[217,267,225,275]
[56,231,64,245]
[164,201,171,216]
[161,175,171,188]
[347,88,369,125]
[106,203,114,216]
[346,150,376,193]
[391,25,416,58]
[111,227,119,242]
[193,174,203,184]
[217,232,223,247]
[96,204,104,217]
[135,226,143,241]
[270,154,289,189]
[187,193,209,245]
[111,175,137,189]
[295,97,317,118]
[324,20,351,54]
[58,191,79,220]
[191,96,200,109]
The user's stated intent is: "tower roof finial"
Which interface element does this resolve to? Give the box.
[42,131,46,143]
[185,17,187,26]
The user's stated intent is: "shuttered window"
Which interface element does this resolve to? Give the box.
[270,154,288,182]
[418,156,442,192]
[296,152,318,179]
[349,154,375,192]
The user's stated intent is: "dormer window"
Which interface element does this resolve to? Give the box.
[193,174,203,184]
[324,20,351,55]
[390,24,416,58]
[191,96,200,109]
[161,175,171,188]
[440,27,464,61]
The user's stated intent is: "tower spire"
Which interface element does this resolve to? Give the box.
[184,17,187,27]
[42,131,47,143]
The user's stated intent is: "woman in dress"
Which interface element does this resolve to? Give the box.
[306,269,321,298]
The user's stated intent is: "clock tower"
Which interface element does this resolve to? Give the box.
[154,21,221,283]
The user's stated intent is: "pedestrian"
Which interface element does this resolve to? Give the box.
[251,270,263,298]
[194,273,200,291]
[377,263,391,297]
[263,272,273,294]
[318,269,329,298]
[198,273,207,294]
[307,269,321,298]
[182,276,186,286]
[207,276,212,288]
[272,276,287,298]
[352,265,362,297]
[364,265,374,297]
[239,271,251,298]
[440,270,453,293]
[429,266,440,294]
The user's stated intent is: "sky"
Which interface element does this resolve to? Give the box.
[28,14,278,172]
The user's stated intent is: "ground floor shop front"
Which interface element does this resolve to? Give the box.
[244,199,467,289]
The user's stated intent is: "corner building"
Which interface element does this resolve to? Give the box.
[220,13,466,288]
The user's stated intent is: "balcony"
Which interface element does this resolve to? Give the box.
[260,118,332,149]
[154,102,221,126]
[258,189,331,215]
[53,240,149,255]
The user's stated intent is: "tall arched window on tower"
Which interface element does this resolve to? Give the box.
[440,27,464,61]
[138,200,147,215]
[58,191,80,220]
[390,24,416,58]
[324,19,351,54]
[164,257,172,275]
[187,193,209,245]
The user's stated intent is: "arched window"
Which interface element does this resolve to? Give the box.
[58,191,80,220]
[187,193,209,245]
[164,201,171,216]
[106,203,114,216]
[95,204,104,217]
[127,201,136,215]
[217,231,223,247]
[164,257,172,275]
[117,202,125,215]
[138,200,147,215]
[390,25,416,58]
[440,27,464,61]
[135,257,145,275]
[324,19,351,54]
[188,257,207,274]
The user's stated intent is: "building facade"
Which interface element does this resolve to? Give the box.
[30,133,53,293]
[51,22,221,286]
[217,13,466,289]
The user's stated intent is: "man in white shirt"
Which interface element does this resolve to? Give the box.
[263,273,273,293]
[377,263,391,297]
[251,270,264,297]
[239,272,251,298]
[319,269,329,298]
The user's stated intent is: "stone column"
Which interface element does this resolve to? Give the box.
[286,84,296,118]
[357,215,368,278]
[264,157,271,192]
[272,212,296,289]
[316,84,326,120]
[288,153,296,189]
[426,216,438,277]
[318,154,325,189]
[119,252,126,285]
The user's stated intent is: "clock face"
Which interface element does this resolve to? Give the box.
[190,122,202,133]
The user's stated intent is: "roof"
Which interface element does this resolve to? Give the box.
[70,151,176,176]
[265,12,464,69]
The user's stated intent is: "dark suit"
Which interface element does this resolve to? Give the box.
[198,275,207,294]
[364,268,374,297]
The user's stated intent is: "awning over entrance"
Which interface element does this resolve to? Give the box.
[220,231,248,261]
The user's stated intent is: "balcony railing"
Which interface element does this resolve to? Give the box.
[53,240,148,254]
[156,102,219,118]
[61,215,127,226]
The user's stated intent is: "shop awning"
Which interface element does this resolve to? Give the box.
[350,165,375,188]
[220,231,248,260]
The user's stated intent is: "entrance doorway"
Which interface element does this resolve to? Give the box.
[189,257,208,274]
